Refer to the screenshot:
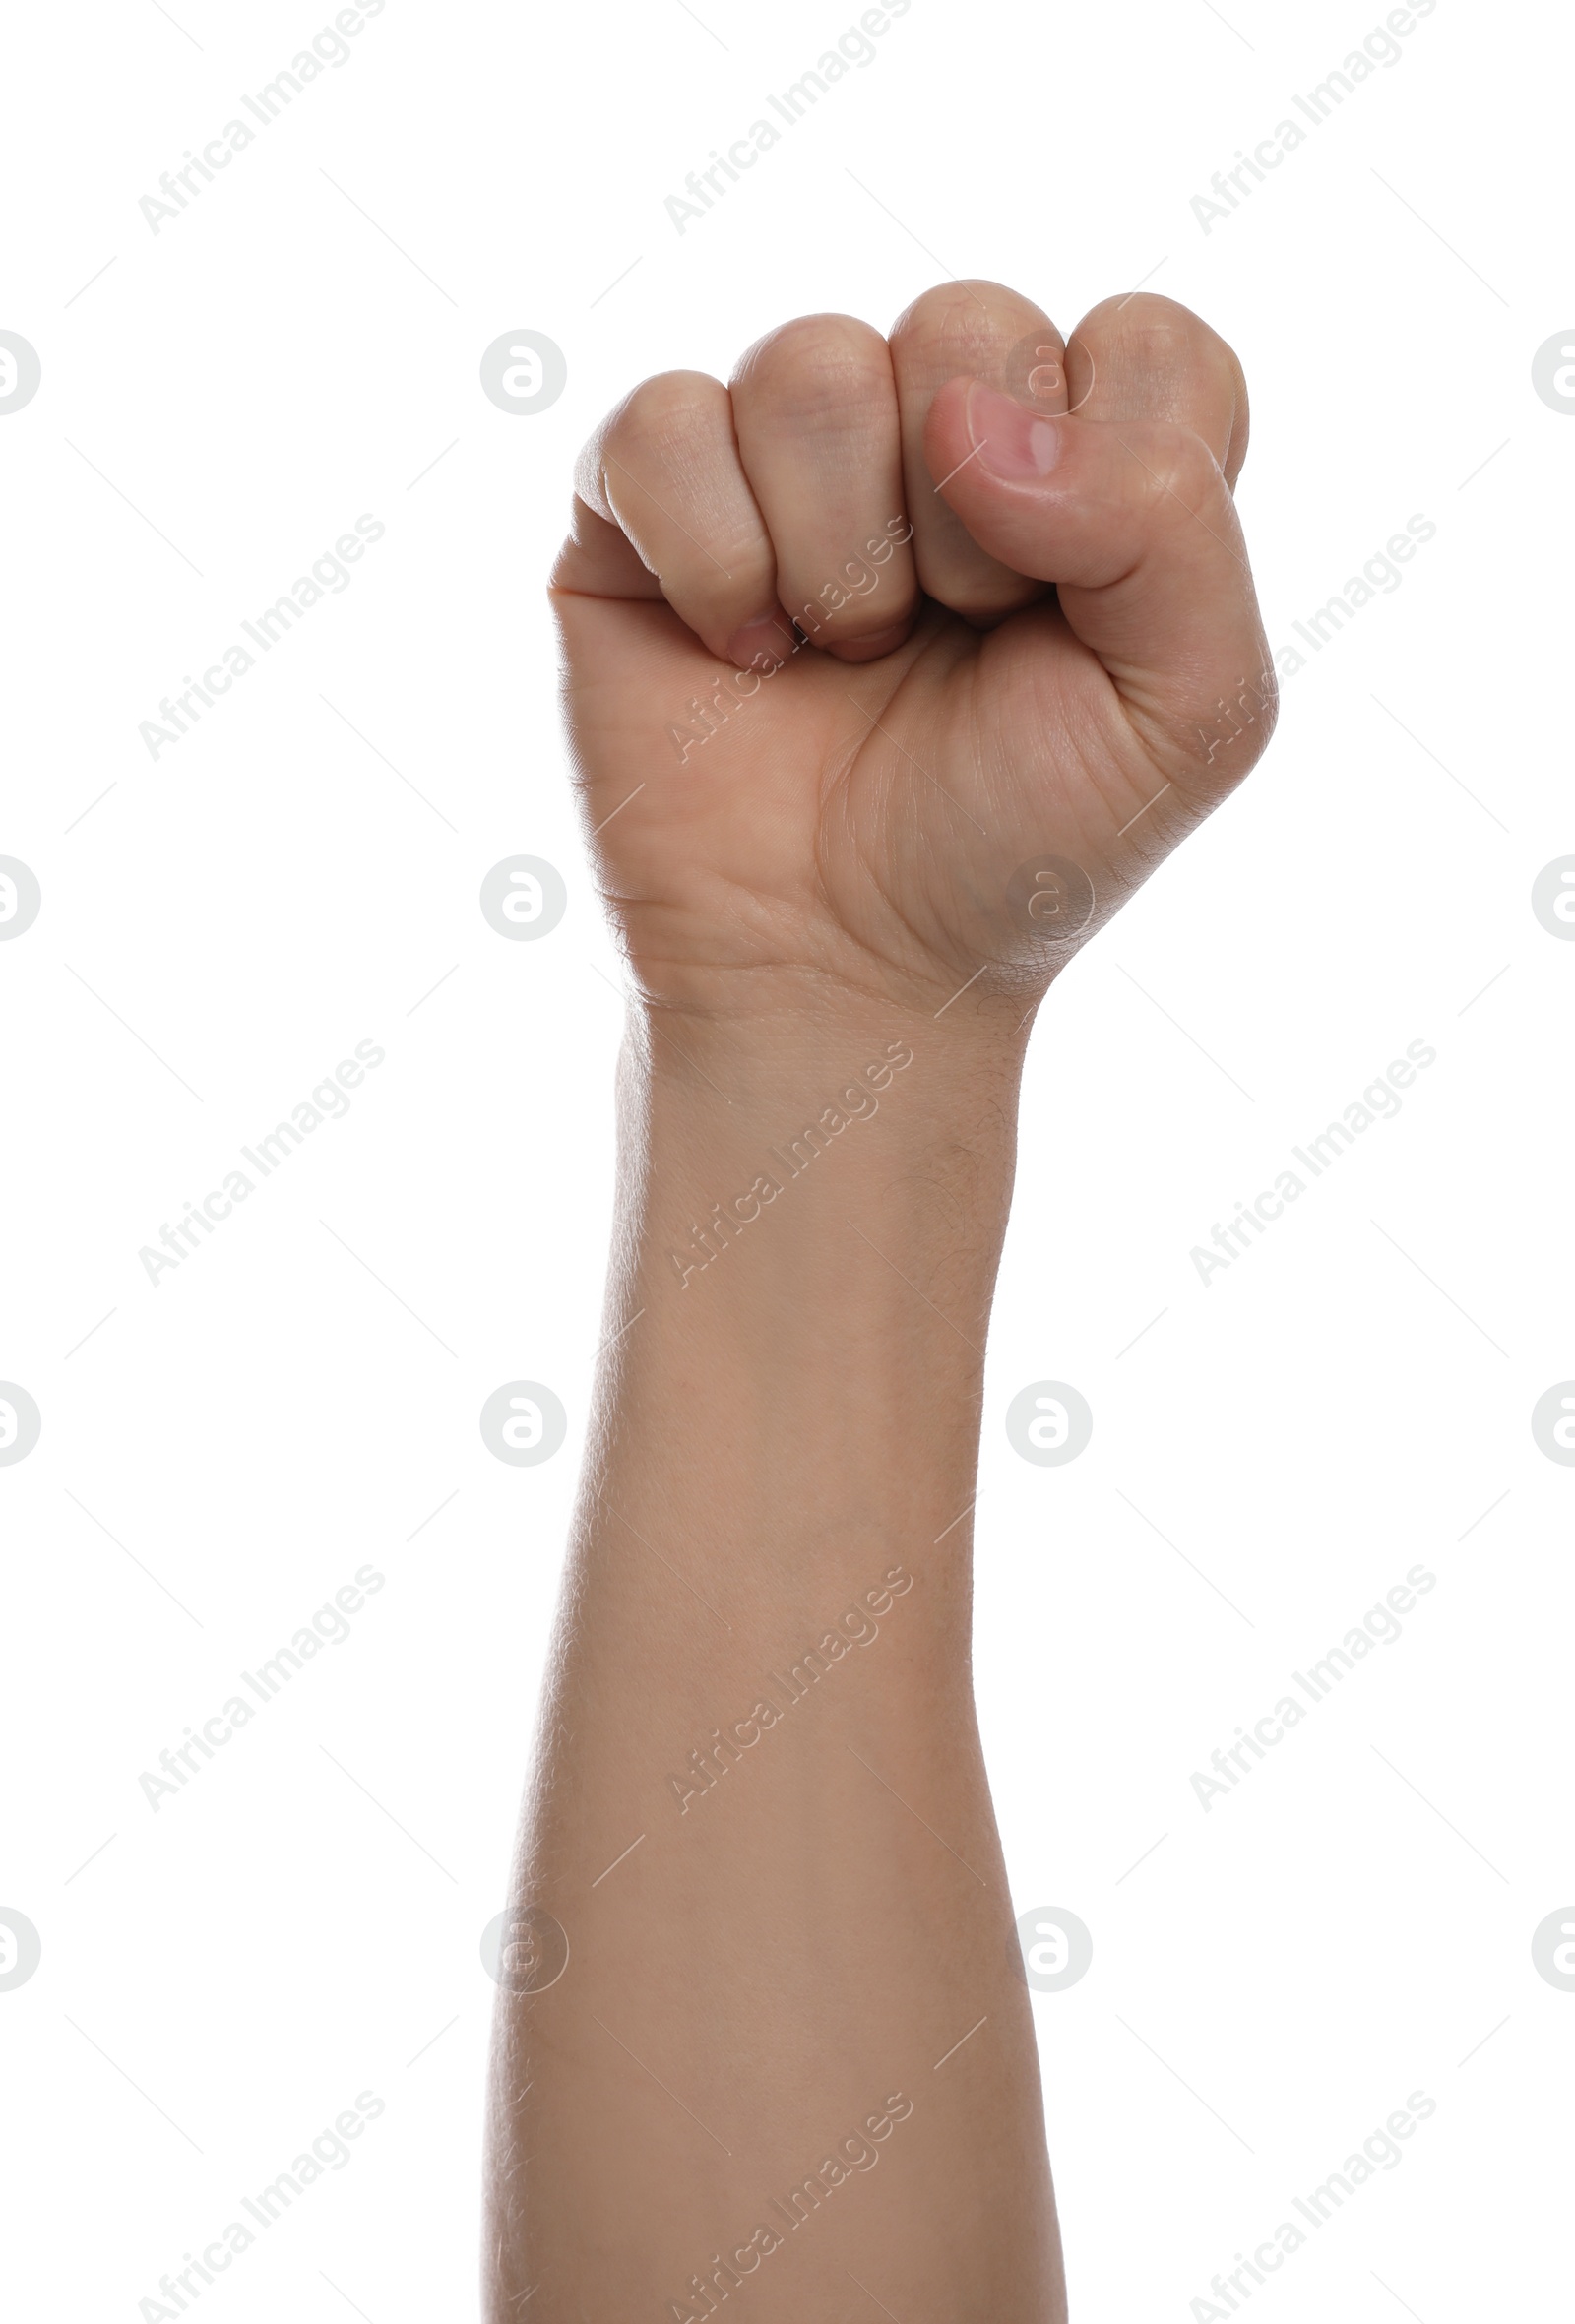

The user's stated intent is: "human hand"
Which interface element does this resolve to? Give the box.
[551,280,1274,1032]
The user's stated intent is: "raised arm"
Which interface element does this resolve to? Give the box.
[484,278,1274,2323]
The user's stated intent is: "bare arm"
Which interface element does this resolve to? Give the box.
[485,275,1273,2321]
[487,1014,1064,2318]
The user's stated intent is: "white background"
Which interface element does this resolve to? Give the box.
[2,0,1572,2317]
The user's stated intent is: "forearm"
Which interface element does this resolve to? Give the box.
[486,1005,1067,2322]
[488,254,1269,2324]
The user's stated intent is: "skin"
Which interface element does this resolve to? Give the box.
[484,279,1275,2323]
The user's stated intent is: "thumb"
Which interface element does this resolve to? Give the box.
[925,377,1276,780]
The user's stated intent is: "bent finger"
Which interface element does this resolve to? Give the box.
[562,370,789,670]
[1064,293,1251,488]
[730,313,918,662]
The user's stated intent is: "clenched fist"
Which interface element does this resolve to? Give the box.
[551,280,1275,1028]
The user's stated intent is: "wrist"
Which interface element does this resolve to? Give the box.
[627,999,1024,1276]
[624,979,1032,1146]
[584,1026,1014,1587]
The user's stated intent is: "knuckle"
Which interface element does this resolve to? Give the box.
[1077,295,1247,459]
[890,282,1045,384]
[601,368,728,466]
[1081,292,1223,372]
[582,371,771,613]
[733,313,892,424]
[890,278,1020,345]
